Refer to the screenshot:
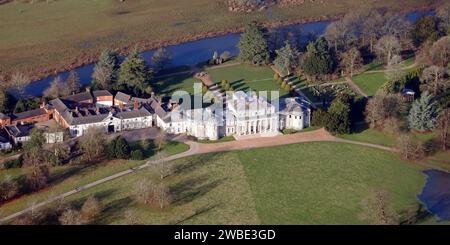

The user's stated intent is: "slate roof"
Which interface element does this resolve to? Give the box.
[5,124,34,138]
[51,91,157,126]
[0,113,10,120]
[280,97,310,114]
[116,106,152,119]
[11,108,48,121]
[62,91,93,103]
[114,92,132,103]
[93,90,113,97]
[50,97,110,126]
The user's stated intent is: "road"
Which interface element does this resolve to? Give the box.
[0,128,397,224]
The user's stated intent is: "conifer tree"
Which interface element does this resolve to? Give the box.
[274,41,300,75]
[118,47,152,96]
[237,24,270,65]
[92,49,120,90]
[408,91,440,131]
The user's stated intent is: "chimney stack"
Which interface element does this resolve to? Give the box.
[133,101,139,110]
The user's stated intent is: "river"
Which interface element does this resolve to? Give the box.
[17,10,434,98]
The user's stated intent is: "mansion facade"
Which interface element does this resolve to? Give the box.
[42,90,311,140]
[154,91,311,140]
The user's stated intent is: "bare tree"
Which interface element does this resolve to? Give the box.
[436,108,450,151]
[325,20,352,53]
[79,127,106,162]
[26,164,50,191]
[430,36,450,67]
[420,66,448,96]
[10,72,30,98]
[154,182,171,210]
[81,196,102,224]
[155,150,170,179]
[44,76,69,99]
[66,71,81,95]
[437,2,450,33]
[134,178,154,205]
[385,54,405,81]
[380,12,411,40]
[362,10,384,53]
[59,207,83,225]
[154,129,167,152]
[340,47,363,77]
[375,35,402,65]
[398,134,425,160]
[92,66,113,90]
[365,92,406,129]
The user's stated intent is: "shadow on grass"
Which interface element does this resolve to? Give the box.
[174,203,221,224]
[171,175,226,206]
[96,196,134,225]
[171,153,221,176]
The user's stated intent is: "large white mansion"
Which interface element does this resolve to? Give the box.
[47,89,310,140]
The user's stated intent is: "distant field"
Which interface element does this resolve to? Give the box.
[0,0,435,80]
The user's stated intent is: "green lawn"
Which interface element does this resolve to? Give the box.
[207,63,290,100]
[3,141,434,224]
[239,142,426,224]
[338,124,397,147]
[0,140,189,217]
[197,136,236,144]
[153,73,201,97]
[352,72,386,96]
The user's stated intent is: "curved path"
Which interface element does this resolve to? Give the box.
[0,128,397,224]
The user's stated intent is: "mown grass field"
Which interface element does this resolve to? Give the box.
[3,141,434,224]
[0,139,189,217]
[208,63,288,99]
[0,0,434,80]
[352,72,387,96]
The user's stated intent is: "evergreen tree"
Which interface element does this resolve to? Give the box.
[325,99,351,134]
[301,37,335,79]
[410,16,440,47]
[408,91,440,131]
[274,41,300,75]
[115,136,130,159]
[92,49,120,89]
[237,24,270,65]
[118,47,152,96]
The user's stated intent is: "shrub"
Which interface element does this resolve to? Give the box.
[273,73,280,81]
[276,77,283,84]
[131,150,144,160]
[115,137,130,159]
[398,134,425,160]
[311,109,329,127]
[81,196,102,224]
[0,175,19,202]
[3,156,23,169]
[282,128,297,135]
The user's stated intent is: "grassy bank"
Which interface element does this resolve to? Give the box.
[0,0,436,81]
